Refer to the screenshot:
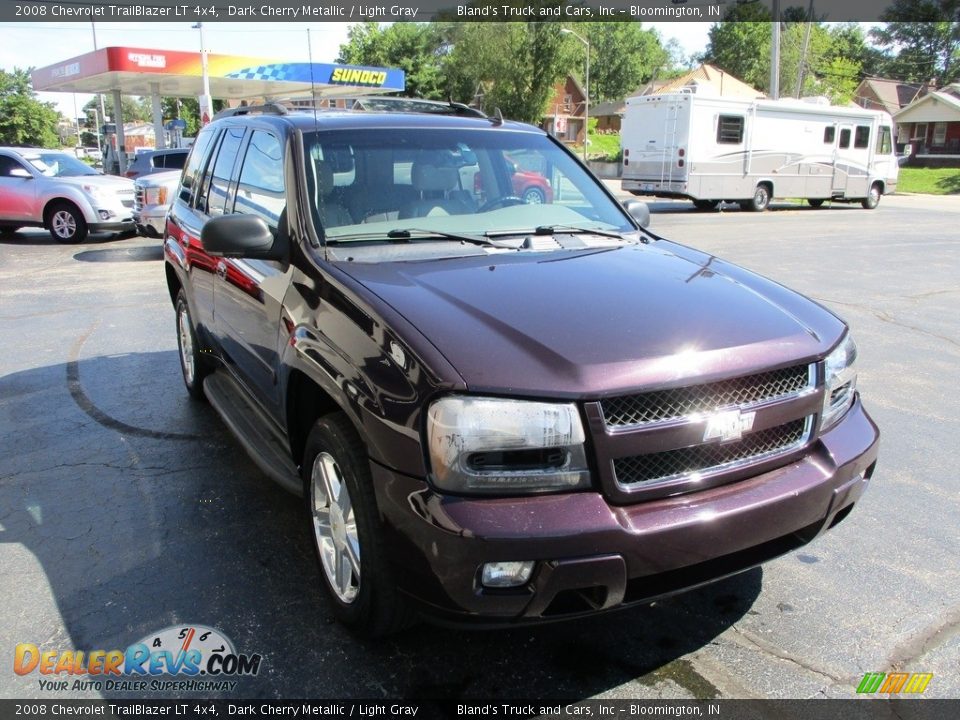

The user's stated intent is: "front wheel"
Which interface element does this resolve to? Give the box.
[861,183,882,210]
[522,187,546,205]
[175,290,211,400]
[303,413,413,636]
[47,202,88,243]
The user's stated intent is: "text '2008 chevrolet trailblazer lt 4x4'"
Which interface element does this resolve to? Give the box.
[164,101,878,636]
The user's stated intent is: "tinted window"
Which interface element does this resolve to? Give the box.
[839,128,851,149]
[824,126,835,144]
[163,151,187,170]
[179,130,217,204]
[204,127,245,216]
[234,131,285,228]
[0,155,28,177]
[717,115,744,144]
[854,126,870,149]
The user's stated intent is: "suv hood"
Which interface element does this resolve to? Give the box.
[55,175,134,192]
[135,169,181,188]
[338,243,846,396]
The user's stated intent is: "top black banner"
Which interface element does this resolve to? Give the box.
[2,0,957,23]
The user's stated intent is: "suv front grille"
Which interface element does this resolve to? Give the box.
[613,417,809,487]
[601,364,811,428]
[133,187,144,213]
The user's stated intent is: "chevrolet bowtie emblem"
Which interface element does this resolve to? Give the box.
[703,409,756,443]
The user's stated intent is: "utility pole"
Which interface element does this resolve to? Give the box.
[561,28,590,161]
[769,0,781,100]
[193,22,212,126]
[90,22,108,149]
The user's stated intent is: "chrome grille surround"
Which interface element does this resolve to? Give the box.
[613,416,813,488]
[601,363,813,429]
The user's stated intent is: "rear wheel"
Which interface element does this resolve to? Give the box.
[807,199,825,208]
[47,202,87,244]
[861,183,882,210]
[303,413,413,637]
[693,199,719,211]
[175,290,211,401]
[740,184,771,212]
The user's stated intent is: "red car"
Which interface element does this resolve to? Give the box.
[473,159,554,205]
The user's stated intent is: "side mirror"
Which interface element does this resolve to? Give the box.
[201,214,287,261]
[622,199,651,228]
[10,168,32,179]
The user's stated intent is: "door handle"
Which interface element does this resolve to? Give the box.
[216,261,227,279]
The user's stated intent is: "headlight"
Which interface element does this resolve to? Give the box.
[426,396,591,495]
[144,186,168,206]
[81,183,106,201]
[821,333,858,431]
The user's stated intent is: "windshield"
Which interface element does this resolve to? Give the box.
[302,127,634,246]
[26,152,98,177]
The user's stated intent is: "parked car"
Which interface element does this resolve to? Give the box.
[165,102,877,636]
[124,148,189,180]
[0,146,135,242]
[134,169,181,237]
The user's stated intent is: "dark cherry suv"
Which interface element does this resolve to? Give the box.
[164,102,878,636]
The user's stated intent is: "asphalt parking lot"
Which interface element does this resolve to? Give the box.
[1,193,958,701]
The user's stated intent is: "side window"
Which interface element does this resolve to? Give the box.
[824,126,835,144]
[717,115,744,144]
[876,126,892,155]
[165,152,187,170]
[206,127,246,217]
[0,155,28,177]
[854,126,870,149]
[234,131,285,228]
[839,128,851,149]
[179,130,217,204]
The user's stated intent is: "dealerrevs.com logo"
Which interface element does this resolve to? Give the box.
[14,625,262,693]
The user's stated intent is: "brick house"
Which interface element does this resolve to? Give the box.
[894,84,960,166]
[542,75,587,144]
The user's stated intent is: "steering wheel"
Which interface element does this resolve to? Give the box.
[478,196,524,212]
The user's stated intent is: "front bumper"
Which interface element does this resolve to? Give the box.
[134,206,167,238]
[89,220,136,233]
[373,396,878,625]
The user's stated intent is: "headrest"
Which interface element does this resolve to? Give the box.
[316,161,335,197]
[412,163,459,193]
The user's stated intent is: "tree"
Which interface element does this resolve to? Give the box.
[871,2,960,85]
[700,3,773,92]
[577,23,669,102]
[0,68,61,147]
[82,95,150,125]
[337,22,447,99]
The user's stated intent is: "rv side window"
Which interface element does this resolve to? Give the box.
[854,126,870,149]
[824,127,835,144]
[839,129,851,149]
[876,126,892,155]
[717,115,744,144]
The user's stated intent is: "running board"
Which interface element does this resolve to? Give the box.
[203,370,302,496]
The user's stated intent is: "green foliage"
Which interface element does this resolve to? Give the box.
[578,23,669,102]
[337,22,447,99]
[898,167,960,194]
[701,4,772,92]
[871,3,960,85]
[0,68,60,148]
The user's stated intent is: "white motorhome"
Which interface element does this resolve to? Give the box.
[621,92,899,211]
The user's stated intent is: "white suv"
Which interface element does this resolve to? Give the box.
[0,147,136,243]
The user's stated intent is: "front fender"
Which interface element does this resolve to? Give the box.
[42,184,98,224]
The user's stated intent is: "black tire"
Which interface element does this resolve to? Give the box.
[47,202,88,244]
[807,199,825,208]
[174,289,211,401]
[302,413,414,637]
[741,184,771,212]
[861,183,882,210]
[522,187,546,204]
[693,199,719,211]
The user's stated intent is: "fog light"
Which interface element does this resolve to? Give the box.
[98,209,113,220]
[481,561,534,588]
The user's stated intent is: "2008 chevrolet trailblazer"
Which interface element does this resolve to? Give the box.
[163,101,878,636]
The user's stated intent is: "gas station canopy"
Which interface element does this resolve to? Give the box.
[31,46,405,99]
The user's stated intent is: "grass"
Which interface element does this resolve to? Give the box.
[570,131,622,162]
[897,167,960,195]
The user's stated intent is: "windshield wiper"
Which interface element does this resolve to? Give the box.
[486,225,627,240]
[385,228,514,248]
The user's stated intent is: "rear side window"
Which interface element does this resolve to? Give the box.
[854,126,870,149]
[717,115,744,144]
[839,128,851,149]
[205,127,245,216]
[234,131,285,228]
[163,152,187,170]
[824,126,835,144]
[179,130,217,204]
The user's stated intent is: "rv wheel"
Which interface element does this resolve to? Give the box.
[861,183,881,210]
[693,200,719,211]
[742,185,771,212]
[808,199,825,208]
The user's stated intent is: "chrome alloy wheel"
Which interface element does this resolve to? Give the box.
[52,210,77,239]
[310,451,360,603]
[177,304,196,386]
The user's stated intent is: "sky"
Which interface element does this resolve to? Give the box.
[0,21,714,118]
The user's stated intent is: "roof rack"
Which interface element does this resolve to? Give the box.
[213,103,289,120]
[350,96,488,118]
